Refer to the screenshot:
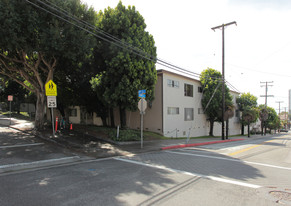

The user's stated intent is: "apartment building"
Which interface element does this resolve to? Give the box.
[108,69,242,137]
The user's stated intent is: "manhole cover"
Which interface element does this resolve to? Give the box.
[269,191,291,202]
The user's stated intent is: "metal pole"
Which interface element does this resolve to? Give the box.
[51,108,55,137]
[9,101,11,125]
[141,99,143,149]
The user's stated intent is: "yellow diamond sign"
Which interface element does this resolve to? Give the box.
[45,80,57,96]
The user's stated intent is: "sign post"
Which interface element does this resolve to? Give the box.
[8,95,13,125]
[45,80,57,137]
[138,90,147,149]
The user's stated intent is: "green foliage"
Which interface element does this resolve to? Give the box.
[236,92,257,110]
[0,0,97,129]
[265,107,280,130]
[236,92,258,125]
[200,68,233,122]
[243,107,258,122]
[91,1,157,114]
[258,104,280,131]
[109,129,140,141]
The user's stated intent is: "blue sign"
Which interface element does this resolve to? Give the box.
[138,89,146,98]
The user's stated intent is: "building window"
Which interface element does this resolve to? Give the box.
[198,108,204,114]
[184,84,193,97]
[184,108,194,121]
[167,79,179,88]
[198,86,203,93]
[168,107,179,115]
[70,109,77,117]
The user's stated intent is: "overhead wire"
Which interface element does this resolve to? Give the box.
[26,0,242,95]
[28,0,201,78]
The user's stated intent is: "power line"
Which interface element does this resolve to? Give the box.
[26,0,202,78]
[26,0,242,97]
[229,63,291,78]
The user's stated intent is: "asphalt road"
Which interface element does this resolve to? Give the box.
[0,126,291,205]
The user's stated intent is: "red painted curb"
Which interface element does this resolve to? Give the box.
[161,138,245,150]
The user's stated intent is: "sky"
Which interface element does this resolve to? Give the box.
[83,0,291,113]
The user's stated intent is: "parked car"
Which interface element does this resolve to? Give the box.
[280,129,289,132]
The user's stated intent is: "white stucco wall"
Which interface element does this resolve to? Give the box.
[161,71,242,138]
[68,106,81,124]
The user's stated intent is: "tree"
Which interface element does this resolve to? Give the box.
[236,92,258,135]
[0,0,96,130]
[258,105,269,135]
[265,106,280,133]
[91,1,157,128]
[242,106,258,137]
[225,104,235,139]
[258,105,279,134]
[200,68,233,136]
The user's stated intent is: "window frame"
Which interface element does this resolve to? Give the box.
[184,83,193,97]
[184,108,194,121]
[167,107,179,115]
[167,79,179,88]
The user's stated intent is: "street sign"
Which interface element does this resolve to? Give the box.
[45,80,57,96]
[47,96,57,108]
[138,89,146,98]
[138,99,147,113]
[8,95,13,101]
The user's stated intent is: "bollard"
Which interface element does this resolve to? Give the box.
[55,117,58,131]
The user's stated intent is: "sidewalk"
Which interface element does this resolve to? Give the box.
[0,115,276,158]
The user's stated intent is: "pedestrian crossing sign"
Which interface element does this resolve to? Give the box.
[45,80,57,96]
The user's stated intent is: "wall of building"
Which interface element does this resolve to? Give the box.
[77,69,245,138]
[68,106,81,124]
[161,71,209,137]
[161,70,242,138]
[110,74,163,133]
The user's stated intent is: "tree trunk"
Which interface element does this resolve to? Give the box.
[241,123,245,135]
[209,119,214,136]
[119,107,126,128]
[34,91,46,130]
[247,121,250,137]
[109,108,115,127]
[101,115,107,127]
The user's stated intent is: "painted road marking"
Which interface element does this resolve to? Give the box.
[167,150,291,171]
[228,139,277,156]
[114,157,261,189]
[0,143,44,149]
[0,156,80,169]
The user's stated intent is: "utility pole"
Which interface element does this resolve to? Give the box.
[283,107,287,129]
[260,81,274,135]
[260,81,274,106]
[211,21,237,140]
[276,101,283,132]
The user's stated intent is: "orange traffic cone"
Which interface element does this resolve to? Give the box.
[70,123,73,130]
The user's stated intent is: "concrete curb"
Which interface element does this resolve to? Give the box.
[161,138,245,150]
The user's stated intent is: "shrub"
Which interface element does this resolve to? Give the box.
[109,129,140,141]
